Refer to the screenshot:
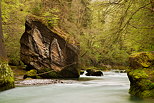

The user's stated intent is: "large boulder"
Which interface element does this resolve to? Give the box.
[127,52,154,98]
[20,15,80,78]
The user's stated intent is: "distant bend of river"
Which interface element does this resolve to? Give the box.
[0,71,153,103]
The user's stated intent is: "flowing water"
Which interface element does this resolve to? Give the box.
[0,71,153,103]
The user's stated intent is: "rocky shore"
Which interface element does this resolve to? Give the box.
[127,52,154,98]
[15,79,76,86]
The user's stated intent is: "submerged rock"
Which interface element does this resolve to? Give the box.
[20,15,79,78]
[0,62,15,91]
[127,52,154,98]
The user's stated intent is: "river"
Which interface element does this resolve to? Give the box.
[0,71,153,103]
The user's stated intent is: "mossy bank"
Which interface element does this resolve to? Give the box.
[127,52,154,98]
[0,62,15,91]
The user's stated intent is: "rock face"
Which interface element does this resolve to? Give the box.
[127,52,154,98]
[86,69,103,76]
[20,16,79,78]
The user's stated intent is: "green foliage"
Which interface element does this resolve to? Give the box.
[0,62,14,91]
[86,66,98,70]
[37,68,60,78]
[130,52,154,68]
[129,69,148,79]
[141,90,154,98]
[1,0,153,70]
[26,69,37,77]
[42,9,60,27]
[31,2,42,16]
[128,52,154,98]
[24,69,42,79]
[2,0,28,65]
[79,0,154,68]
[1,0,60,65]
[123,0,154,52]
[30,1,60,27]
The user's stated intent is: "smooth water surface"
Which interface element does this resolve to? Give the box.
[0,71,153,103]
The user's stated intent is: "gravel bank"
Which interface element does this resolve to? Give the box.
[15,79,76,86]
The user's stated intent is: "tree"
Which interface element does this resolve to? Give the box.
[0,0,14,91]
[0,0,6,59]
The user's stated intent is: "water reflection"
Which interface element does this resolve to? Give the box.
[129,96,154,103]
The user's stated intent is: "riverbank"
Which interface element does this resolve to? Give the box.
[13,69,126,86]
[15,79,76,86]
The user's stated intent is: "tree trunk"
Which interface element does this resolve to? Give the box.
[0,0,6,59]
[150,0,154,11]
[0,1,15,91]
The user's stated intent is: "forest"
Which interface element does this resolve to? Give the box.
[1,0,154,68]
[0,0,154,102]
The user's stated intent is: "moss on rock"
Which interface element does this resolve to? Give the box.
[24,69,41,79]
[35,68,61,79]
[26,69,37,76]
[129,52,154,68]
[0,62,15,91]
[127,52,154,98]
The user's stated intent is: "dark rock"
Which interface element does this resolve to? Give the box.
[127,52,154,98]
[120,70,126,73]
[86,69,103,76]
[93,71,103,76]
[80,70,85,75]
[20,15,79,78]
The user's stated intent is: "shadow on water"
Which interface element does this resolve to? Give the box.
[77,77,102,81]
[129,96,144,103]
[129,96,154,103]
